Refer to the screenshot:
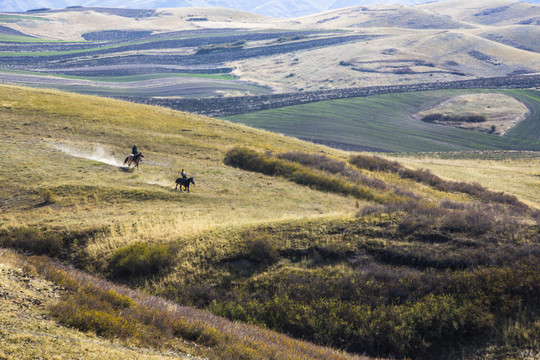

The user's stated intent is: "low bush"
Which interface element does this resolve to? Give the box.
[224,147,383,202]
[245,234,279,265]
[108,242,177,279]
[40,189,56,205]
[422,113,487,123]
[0,227,63,255]
[278,151,387,189]
[350,154,402,173]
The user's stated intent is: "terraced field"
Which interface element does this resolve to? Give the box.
[0,27,368,98]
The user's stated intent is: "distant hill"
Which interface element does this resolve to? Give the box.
[4,0,539,18]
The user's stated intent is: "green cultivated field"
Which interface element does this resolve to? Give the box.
[225,89,540,152]
[0,34,58,43]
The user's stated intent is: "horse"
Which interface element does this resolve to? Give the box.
[175,177,195,192]
[124,152,144,169]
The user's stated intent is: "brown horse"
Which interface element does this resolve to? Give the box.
[124,152,144,169]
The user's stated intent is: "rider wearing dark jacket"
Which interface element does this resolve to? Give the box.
[132,145,138,155]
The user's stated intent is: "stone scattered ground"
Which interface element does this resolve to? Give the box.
[0,250,197,360]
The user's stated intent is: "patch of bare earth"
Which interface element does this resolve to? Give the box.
[416,93,530,135]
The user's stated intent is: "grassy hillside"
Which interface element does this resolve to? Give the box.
[225,89,540,152]
[0,84,367,359]
[1,85,539,359]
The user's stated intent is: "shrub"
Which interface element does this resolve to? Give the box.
[349,154,402,173]
[245,234,279,265]
[279,151,387,189]
[41,189,56,205]
[108,242,176,279]
[421,113,487,123]
[0,227,63,255]
[225,147,383,202]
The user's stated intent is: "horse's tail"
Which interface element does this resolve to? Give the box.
[124,155,129,165]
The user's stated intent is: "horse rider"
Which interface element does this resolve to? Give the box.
[132,144,138,156]
[181,169,187,180]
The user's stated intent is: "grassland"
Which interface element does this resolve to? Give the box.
[225,89,540,152]
[0,85,538,359]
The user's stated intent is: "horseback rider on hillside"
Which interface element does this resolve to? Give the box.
[132,144,138,156]
[181,168,187,180]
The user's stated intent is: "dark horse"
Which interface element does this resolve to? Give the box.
[124,152,144,169]
[175,177,195,192]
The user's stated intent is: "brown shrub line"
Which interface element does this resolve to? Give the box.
[224,147,405,204]
[359,198,535,244]
[278,151,388,190]
[350,154,528,208]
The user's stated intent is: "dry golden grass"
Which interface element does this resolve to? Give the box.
[0,85,357,261]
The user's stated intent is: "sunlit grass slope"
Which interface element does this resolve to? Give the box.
[1,85,539,360]
[0,84,359,246]
[0,85,369,359]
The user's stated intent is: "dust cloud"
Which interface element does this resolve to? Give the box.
[52,144,124,167]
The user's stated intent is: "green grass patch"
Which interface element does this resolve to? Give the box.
[0,14,50,23]
[0,34,58,43]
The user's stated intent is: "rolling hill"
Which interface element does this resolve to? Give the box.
[8,0,539,18]
[1,85,539,359]
[420,0,540,26]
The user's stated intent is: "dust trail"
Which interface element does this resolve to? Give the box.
[147,180,172,188]
[52,144,124,167]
